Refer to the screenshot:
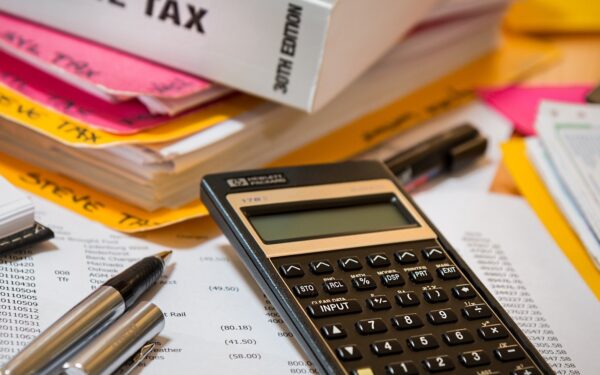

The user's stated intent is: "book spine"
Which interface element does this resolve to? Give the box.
[0,0,330,110]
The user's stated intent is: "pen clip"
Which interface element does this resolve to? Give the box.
[112,341,155,375]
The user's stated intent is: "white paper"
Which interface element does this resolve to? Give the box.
[526,138,600,269]
[0,197,314,374]
[536,101,600,245]
[416,191,600,375]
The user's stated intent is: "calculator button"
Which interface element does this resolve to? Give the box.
[409,269,433,283]
[307,300,362,318]
[324,279,348,294]
[339,256,362,271]
[337,345,362,361]
[310,260,333,274]
[423,288,448,303]
[321,324,346,339]
[494,346,525,362]
[452,284,476,299]
[459,350,491,367]
[386,361,419,375]
[280,264,304,278]
[423,355,454,372]
[367,295,392,311]
[462,304,492,320]
[352,276,377,291]
[392,313,423,330]
[407,334,439,351]
[422,248,445,261]
[427,309,458,325]
[293,283,318,298]
[395,250,418,264]
[478,324,508,340]
[511,368,540,375]
[395,292,420,307]
[442,329,474,346]
[436,266,460,280]
[367,253,391,267]
[356,318,388,335]
[381,272,405,287]
[371,339,403,356]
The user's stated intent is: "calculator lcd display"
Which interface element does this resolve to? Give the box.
[245,196,416,243]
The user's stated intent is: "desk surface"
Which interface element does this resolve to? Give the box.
[491,32,600,194]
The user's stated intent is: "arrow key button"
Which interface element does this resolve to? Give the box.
[310,259,333,274]
[395,250,418,264]
[422,247,446,261]
[367,253,391,267]
[452,284,476,299]
[337,345,362,361]
[321,323,347,339]
[280,263,304,278]
[339,256,363,271]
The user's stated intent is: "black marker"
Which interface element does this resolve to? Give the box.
[384,124,487,191]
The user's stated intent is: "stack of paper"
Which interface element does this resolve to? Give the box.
[0,1,558,232]
[0,175,54,253]
[0,175,33,238]
[527,102,600,269]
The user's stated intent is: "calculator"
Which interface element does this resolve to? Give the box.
[200,161,552,375]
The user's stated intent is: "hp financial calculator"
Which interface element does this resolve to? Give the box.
[200,161,552,375]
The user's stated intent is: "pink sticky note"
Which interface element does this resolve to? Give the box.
[478,85,591,135]
[0,12,215,99]
[0,50,177,134]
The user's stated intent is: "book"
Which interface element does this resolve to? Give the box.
[0,0,438,111]
[0,175,53,252]
[0,10,503,211]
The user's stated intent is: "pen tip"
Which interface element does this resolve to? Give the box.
[155,250,173,263]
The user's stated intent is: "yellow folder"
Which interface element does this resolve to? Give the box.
[501,139,600,300]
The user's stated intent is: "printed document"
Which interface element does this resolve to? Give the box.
[417,192,600,375]
[0,193,597,373]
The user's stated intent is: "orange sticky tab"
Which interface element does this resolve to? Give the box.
[0,152,207,232]
[501,139,600,300]
[0,83,261,148]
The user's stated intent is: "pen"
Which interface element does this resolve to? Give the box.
[62,301,165,375]
[384,124,487,192]
[0,251,172,375]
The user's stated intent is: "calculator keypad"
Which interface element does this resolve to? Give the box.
[273,240,540,374]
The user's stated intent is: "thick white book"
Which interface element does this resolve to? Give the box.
[0,0,438,112]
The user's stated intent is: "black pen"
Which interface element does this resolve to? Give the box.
[385,124,487,191]
[0,251,172,375]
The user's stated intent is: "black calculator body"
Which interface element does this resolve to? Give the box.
[201,161,552,375]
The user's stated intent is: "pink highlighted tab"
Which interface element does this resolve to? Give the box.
[0,12,216,99]
[478,85,591,135]
[0,50,177,134]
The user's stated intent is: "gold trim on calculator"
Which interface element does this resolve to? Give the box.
[227,179,437,258]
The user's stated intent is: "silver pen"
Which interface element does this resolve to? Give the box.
[0,251,172,375]
[62,301,165,375]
